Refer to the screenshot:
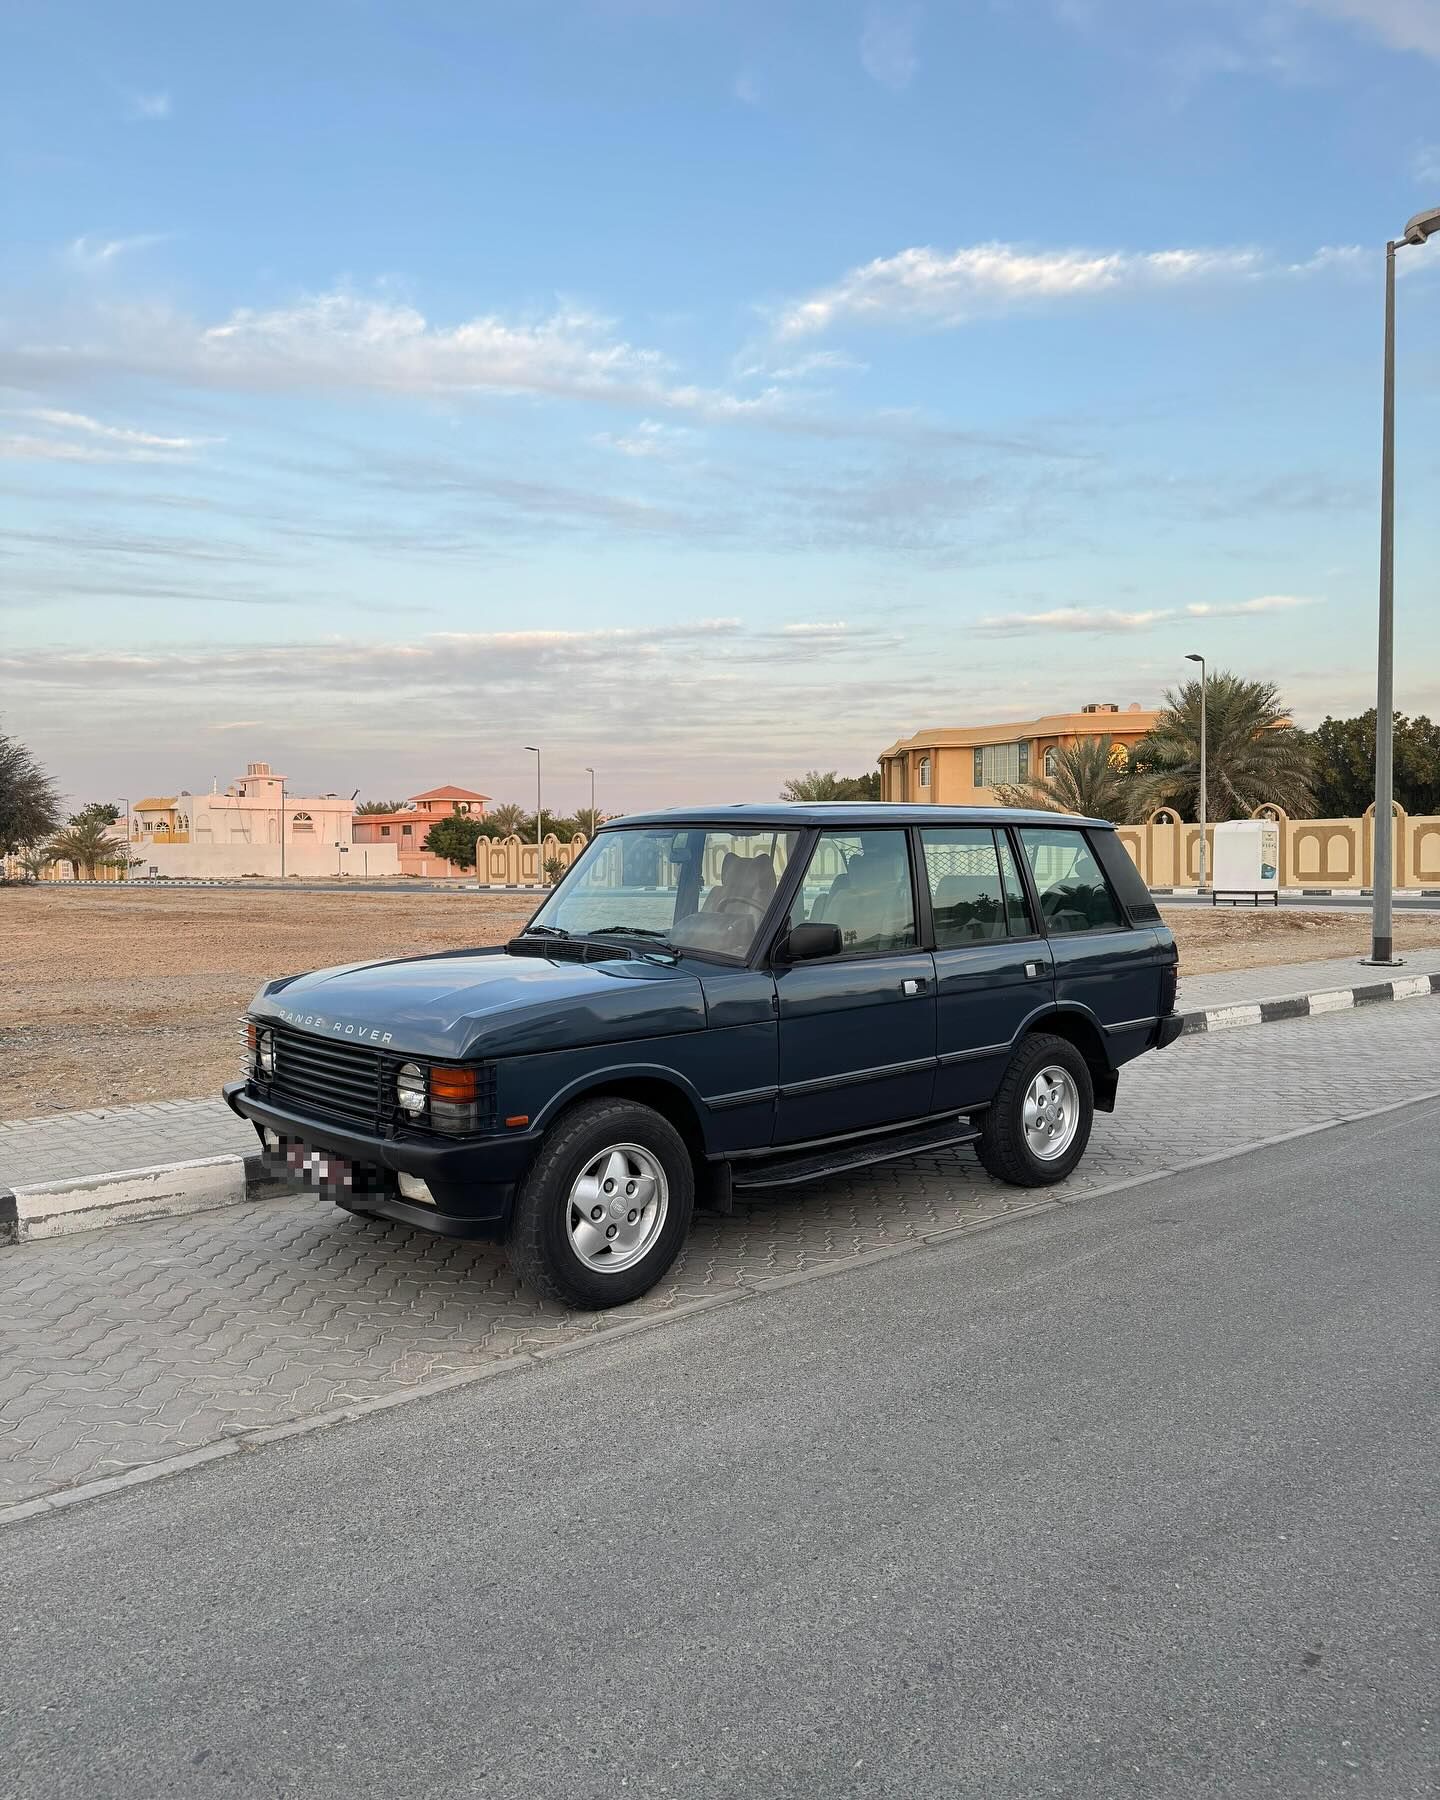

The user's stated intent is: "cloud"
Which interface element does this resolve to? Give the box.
[732,70,761,105]
[776,240,1363,335]
[67,233,168,271]
[975,595,1316,635]
[780,621,850,637]
[1295,0,1440,60]
[592,418,696,458]
[860,6,921,90]
[734,349,868,383]
[0,407,210,464]
[123,89,171,120]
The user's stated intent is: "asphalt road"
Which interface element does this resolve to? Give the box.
[4,1105,1435,1800]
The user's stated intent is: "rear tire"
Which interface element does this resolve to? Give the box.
[507,1099,695,1309]
[978,1033,1093,1187]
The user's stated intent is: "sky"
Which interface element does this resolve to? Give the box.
[2,0,1439,817]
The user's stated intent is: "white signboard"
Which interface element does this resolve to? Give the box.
[1211,820,1280,894]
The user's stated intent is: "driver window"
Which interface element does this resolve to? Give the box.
[789,830,916,955]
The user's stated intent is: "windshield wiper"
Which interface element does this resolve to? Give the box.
[589,925,677,947]
[521,924,570,939]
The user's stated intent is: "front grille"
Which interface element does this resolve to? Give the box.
[266,1025,386,1129]
[250,1022,498,1138]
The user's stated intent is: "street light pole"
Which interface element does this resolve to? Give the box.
[585,765,596,832]
[1369,205,1439,965]
[279,779,286,882]
[525,746,543,865]
[1185,653,1206,893]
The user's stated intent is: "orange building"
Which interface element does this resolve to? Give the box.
[351,785,492,879]
[880,702,1159,805]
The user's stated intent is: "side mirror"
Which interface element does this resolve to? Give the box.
[781,921,843,962]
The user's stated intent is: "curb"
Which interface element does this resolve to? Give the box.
[0,1153,284,1246]
[2,978,1435,1248]
[1179,969,1440,1035]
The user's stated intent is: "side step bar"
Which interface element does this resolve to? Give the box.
[730,1116,981,1193]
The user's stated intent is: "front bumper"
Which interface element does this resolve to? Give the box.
[223,1081,538,1239]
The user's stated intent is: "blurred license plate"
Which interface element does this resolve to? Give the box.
[285,1141,353,1192]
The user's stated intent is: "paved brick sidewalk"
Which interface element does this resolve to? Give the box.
[2,1000,1437,1513]
[5,949,1436,1194]
[1177,945,1440,1013]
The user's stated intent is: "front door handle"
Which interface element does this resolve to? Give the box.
[901,977,928,996]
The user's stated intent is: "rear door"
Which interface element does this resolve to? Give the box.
[773,827,936,1144]
[1015,825,1166,1063]
[919,826,1055,1110]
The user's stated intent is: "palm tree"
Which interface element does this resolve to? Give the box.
[355,799,409,815]
[18,848,50,882]
[993,736,1136,822]
[46,816,122,880]
[1131,671,1314,821]
[780,770,880,801]
[486,801,527,837]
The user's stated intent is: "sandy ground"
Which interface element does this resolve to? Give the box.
[1,887,533,1120]
[3,886,1438,1120]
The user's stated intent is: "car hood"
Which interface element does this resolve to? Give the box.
[249,947,707,1060]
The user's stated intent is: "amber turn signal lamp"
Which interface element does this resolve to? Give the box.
[429,1067,478,1103]
[505,1115,530,1130]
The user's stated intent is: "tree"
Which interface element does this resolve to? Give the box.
[73,801,120,827]
[781,769,882,802]
[46,812,124,880]
[1310,710,1440,817]
[0,726,63,856]
[574,807,604,838]
[422,815,485,870]
[356,799,409,815]
[18,848,50,882]
[992,737,1136,822]
[1130,671,1315,822]
[486,801,527,837]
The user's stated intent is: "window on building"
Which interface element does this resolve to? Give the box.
[1043,747,1057,780]
[973,742,1029,789]
[291,811,314,833]
[918,755,931,790]
[402,824,412,837]
[1018,828,1125,935]
[788,830,916,956]
[380,826,390,837]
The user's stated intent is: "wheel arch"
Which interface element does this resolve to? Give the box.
[1023,1007,1119,1112]
[537,1068,710,1170]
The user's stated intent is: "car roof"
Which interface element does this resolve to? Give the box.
[600,803,1112,831]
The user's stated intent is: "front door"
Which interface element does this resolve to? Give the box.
[773,828,936,1144]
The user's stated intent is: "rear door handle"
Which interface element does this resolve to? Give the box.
[1025,962,1043,979]
[901,977,928,996]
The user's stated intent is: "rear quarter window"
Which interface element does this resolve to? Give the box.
[1088,829,1162,924]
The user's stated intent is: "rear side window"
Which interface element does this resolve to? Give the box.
[1018,828,1125,935]
[1089,828,1162,924]
[921,828,1036,945]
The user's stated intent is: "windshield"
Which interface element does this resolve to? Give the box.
[527,827,802,961]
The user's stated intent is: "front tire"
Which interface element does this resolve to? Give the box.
[978,1033,1094,1187]
[507,1099,695,1308]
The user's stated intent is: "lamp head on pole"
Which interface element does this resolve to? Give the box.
[1401,205,1440,247]
[1185,653,1204,665]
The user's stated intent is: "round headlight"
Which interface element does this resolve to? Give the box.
[396,1062,426,1115]
[257,1030,276,1074]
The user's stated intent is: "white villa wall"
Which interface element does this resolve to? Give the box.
[135,840,400,879]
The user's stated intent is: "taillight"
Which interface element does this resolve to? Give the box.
[1160,960,1178,1014]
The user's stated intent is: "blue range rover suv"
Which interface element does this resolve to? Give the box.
[226,805,1182,1308]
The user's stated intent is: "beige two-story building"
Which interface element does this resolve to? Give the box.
[880,702,1158,805]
